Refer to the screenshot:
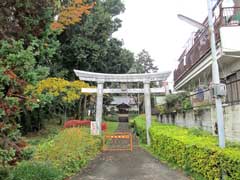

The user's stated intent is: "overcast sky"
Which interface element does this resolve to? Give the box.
[113,0,218,82]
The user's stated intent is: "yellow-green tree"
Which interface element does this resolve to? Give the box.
[26,78,92,124]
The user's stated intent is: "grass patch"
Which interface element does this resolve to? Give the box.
[104,121,119,133]
[33,128,101,178]
[8,120,119,180]
[24,121,62,146]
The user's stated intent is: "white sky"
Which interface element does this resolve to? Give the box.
[113,0,218,83]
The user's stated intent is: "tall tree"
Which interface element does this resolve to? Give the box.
[128,50,158,74]
[128,50,159,113]
[51,0,134,79]
[51,0,95,31]
[0,0,57,41]
[133,49,159,73]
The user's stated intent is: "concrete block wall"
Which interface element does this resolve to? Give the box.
[158,104,240,142]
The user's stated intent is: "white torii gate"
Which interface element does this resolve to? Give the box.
[74,70,171,145]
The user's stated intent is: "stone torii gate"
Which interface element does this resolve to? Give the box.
[74,70,171,145]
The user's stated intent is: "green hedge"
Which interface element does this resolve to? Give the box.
[132,114,158,143]
[132,115,240,180]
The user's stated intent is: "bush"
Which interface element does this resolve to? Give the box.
[20,147,35,160]
[132,115,240,180]
[128,119,135,128]
[131,114,158,144]
[150,125,240,179]
[0,123,27,166]
[34,128,101,177]
[8,161,63,180]
[103,115,118,122]
[0,167,10,180]
[104,122,118,133]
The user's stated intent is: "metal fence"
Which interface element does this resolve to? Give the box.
[186,80,240,109]
[222,7,240,26]
[225,79,240,104]
[189,88,212,109]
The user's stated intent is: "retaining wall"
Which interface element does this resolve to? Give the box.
[158,104,240,142]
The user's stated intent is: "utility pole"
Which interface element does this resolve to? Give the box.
[178,0,226,148]
[207,0,225,148]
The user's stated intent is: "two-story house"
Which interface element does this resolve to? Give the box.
[174,0,240,104]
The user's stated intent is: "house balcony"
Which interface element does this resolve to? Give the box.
[174,5,240,90]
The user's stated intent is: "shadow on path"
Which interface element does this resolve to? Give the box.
[70,123,189,180]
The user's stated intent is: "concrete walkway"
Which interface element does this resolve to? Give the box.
[71,123,189,180]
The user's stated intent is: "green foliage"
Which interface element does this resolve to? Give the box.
[8,161,63,180]
[128,119,135,128]
[0,148,15,167]
[155,105,167,115]
[0,123,25,167]
[0,0,57,41]
[103,115,118,122]
[131,114,158,144]
[0,0,60,133]
[221,148,240,180]
[129,49,158,73]
[53,0,134,79]
[159,92,192,114]
[105,121,119,133]
[131,115,240,180]
[182,98,192,110]
[34,128,101,177]
[26,128,60,147]
[20,147,35,161]
[0,0,133,137]
[188,128,212,137]
[0,166,10,180]
[0,39,50,122]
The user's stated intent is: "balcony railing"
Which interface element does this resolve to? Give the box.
[174,5,240,87]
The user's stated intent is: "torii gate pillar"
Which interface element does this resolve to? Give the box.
[144,80,151,145]
[96,81,104,135]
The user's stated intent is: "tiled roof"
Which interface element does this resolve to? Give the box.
[111,96,136,105]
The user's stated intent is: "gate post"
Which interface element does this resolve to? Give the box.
[144,80,151,145]
[96,80,104,135]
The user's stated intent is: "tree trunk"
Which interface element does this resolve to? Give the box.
[83,95,87,119]
[77,97,83,119]
[22,106,32,133]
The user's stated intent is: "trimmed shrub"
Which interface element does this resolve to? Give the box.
[8,161,63,180]
[34,128,101,177]
[221,148,240,180]
[150,126,222,179]
[132,115,240,180]
[132,114,158,143]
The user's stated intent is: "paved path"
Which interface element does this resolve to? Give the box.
[71,123,189,180]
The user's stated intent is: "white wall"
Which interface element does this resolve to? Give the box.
[158,104,240,142]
